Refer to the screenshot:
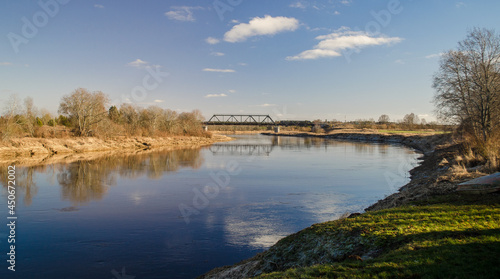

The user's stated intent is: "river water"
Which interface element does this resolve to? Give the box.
[0,134,419,279]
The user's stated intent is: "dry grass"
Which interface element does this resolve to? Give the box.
[0,134,232,165]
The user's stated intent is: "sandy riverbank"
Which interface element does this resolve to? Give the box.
[0,134,232,166]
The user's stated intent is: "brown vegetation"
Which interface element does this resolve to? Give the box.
[0,88,209,140]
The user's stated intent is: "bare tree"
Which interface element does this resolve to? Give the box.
[161,109,178,134]
[378,114,390,124]
[1,94,22,139]
[2,94,21,119]
[433,28,500,142]
[58,88,109,136]
[403,113,419,130]
[119,103,140,134]
[145,106,165,134]
[23,97,37,136]
[178,110,205,135]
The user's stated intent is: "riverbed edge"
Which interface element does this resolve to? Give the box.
[0,134,233,166]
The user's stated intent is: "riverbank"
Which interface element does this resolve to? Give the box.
[201,130,500,278]
[0,134,232,166]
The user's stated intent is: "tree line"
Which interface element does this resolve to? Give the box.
[0,88,207,140]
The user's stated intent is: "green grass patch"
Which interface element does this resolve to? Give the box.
[257,195,500,278]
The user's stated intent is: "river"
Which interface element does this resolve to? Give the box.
[0,134,419,278]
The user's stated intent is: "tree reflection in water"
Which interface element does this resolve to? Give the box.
[0,166,39,206]
[1,148,204,206]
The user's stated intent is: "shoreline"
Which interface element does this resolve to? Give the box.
[0,134,232,166]
[261,130,448,154]
[201,130,495,278]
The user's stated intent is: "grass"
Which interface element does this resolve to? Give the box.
[256,193,500,279]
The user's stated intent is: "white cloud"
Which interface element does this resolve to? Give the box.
[395,59,405,64]
[238,62,248,66]
[425,53,444,59]
[287,27,403,60]
[455,2,466,8]
[334,11,340,15]
[206,37,220,45]
[224,15,300,43]
[127,59,162,70]
[165,6,202,22]
[257,103,277,107]
[340,0,351,5]
[205,93,227,98]
[154,100,165,103]
[0,62,12,66]
[211,52,225,56]
[94,4,104,9]
[290,1,307,9]
[228,89,236,93]
[127,59,149,68]
[202,68,235,73]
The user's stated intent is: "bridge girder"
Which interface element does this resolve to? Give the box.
[206,114,276,126]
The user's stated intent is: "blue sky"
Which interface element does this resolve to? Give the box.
[1,0,499,122]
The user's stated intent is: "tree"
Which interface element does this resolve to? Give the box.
[1,94,22,139]
[178,110,205,135]
[108,105,120,123]
[161,109,178,133]
[40,108,53,125]
[378,114,390,124]
[23,97,37,136]
[433,28,500,143]
[58,88,109,136]
[403,113,419,129]
[119,103,140,134]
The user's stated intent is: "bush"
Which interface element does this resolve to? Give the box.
[36,117,43,127]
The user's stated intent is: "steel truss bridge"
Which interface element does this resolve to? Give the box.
[205,114,276,126]
[208,144,274,156]
[204,114,315,127]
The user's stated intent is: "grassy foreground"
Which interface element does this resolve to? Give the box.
[256,194,500,279]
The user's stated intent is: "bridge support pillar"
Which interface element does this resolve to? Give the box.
[274,126,280,133]
[203,126,208,132]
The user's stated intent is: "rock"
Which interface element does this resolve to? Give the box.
[457,172,500,194]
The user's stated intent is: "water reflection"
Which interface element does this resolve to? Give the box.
[0,166,39,205]
[217,135,409,154]
[1,137,413,207]
[1,148,204,205]
[209,144,274,156]
[0,135,419,279]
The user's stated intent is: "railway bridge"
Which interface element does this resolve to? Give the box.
[204,114,315,128]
